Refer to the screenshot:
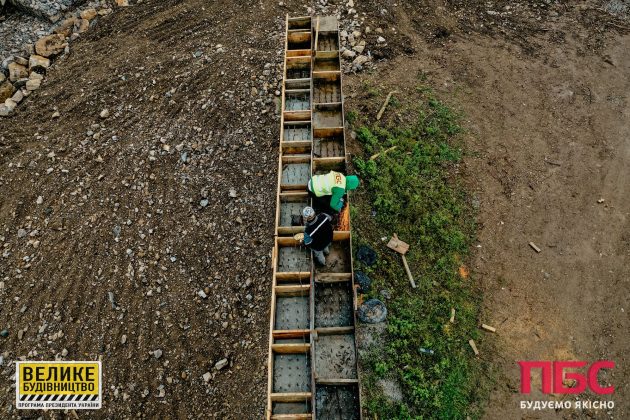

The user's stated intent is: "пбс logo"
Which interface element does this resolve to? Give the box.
[519,361,614,395]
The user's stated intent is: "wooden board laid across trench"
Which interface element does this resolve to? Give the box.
[266,15,361,420]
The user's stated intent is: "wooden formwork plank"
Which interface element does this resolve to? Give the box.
[315,326,355,336]
[287,49,312,57]
[275,271,310,282]
[313,126,343,139]
[288,31,312,45]
[273,329,311,340]
[269,16,315,420]
[276,284,311,297]
[309,16,362,420]
[271,415,313,420]
[271,15,361,420]
[315,378,359,385]
[272,343,311,354]
[277,227,305,236]
[315,272,352,283]
[284,110,312,121]
[271,392,312,402]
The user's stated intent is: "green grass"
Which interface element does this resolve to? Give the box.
[351,92,489,419]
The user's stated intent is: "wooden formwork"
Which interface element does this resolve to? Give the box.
[267,15,361,420]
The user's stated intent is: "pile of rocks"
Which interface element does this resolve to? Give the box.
[0,2,124,117]
[6,0,81,22]
[301,0,380,73]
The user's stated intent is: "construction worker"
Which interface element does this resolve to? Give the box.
[307,171,360,213]
[300,206,333,266]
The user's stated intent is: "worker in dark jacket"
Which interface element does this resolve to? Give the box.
[300,206,333,266]
[307,171,360,213]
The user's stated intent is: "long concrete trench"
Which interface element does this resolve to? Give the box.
[265,15,362,420]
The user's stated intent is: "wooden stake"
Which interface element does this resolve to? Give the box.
[369,145,397,161]
[529,242,541,253]
[449,308,455,323]
[401,253,417,289]
[376,90,398,120]
[481,324,496,333]
[468,339,479,356]
[314,17,320,52]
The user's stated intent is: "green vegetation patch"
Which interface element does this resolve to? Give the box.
[351,93,489,419]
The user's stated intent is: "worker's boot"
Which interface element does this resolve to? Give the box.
[323,245,330,256]
[313,250,326,266]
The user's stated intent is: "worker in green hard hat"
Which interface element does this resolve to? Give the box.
[307,171,360,213]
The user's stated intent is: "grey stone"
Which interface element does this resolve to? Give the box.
[4,98,16,111]
[11,90,24,103]
[214,358,228,370]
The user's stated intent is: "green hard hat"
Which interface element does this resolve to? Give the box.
[346,175,360,190]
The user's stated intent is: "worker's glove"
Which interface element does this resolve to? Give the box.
[338,197,345,209]
[303,232,313,246]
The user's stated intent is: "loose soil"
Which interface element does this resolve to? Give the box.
[1,0,629,418]
[345,1,630,418]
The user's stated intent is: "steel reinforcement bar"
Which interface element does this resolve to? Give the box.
[266,15,361,420]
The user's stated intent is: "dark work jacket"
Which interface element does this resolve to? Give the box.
[305,214,333,252]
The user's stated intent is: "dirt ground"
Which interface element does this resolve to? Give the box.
[1,0,629,418]
[345,1,630,418]
[0,0,292,417]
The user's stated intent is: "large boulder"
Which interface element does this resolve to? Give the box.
[73,18,89,34]
[8,62,28,82]
[25,78,41,91]
[0,81,15,102]
[53,17,77,37]
[29,54,50,70]
[80,8,97,20]
[35,34,67,57]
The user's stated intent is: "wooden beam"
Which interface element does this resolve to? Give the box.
[279,191,309,201]
[316,272,351,283]
[286,49,312,58]
[277,226,305,236]
[315,50,339,59]
[315,326,354,336]
[288,31,312,45]
[276,236,302,247]
[312,70,340,81]
[275,271,310,282]
[272,343,310,354]
[275,284,310,297]
[314,17,320,52]
[282,154,311,164]
[281,141,312,153]
[280,183,308,191]
[284,110,312,122]
[313,127,343,138]
[270,392,312,402]
[272,329,311,340]
[315,378,359,385]
[332,231,351,241]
